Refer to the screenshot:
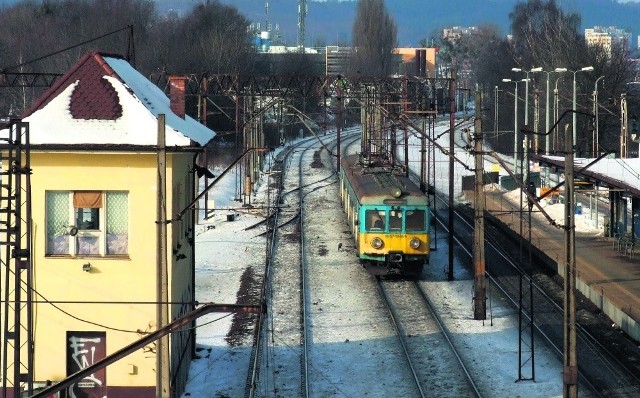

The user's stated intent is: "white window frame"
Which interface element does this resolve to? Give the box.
[72,203,105,256]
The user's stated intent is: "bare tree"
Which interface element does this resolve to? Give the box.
[0,0,259,117]
[349,0,397,77]
[509,0,585,70]
[145,1,255,75]
[0,0,157,116]
[505,0,640,156]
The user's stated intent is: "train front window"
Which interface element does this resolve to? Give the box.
[366,210,386,231]
[406,210,426,231]
[389,210,402,231]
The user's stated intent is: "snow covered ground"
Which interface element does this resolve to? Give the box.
[177,128,600,397]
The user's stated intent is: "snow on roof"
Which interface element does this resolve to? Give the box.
[542,155,640,193]
[104,56,214,146]
[18,52,214,147]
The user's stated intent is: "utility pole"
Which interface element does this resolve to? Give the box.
[420,116,426,190]
[336,78,343,172]
[156,115,170,398]
[563,122,578,398]
[533,91,540,154]
[297,0,307,51]
[448,70,456,281]
[593,76,604,158]
[473,85,486,320]
[621,93,628,158]
[494,86,500,144]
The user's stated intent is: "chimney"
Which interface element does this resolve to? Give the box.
[168,76,187,119]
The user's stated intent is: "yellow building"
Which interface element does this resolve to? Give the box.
[585,25,631,57]
[1,52,214,397]
[394,47,437,77]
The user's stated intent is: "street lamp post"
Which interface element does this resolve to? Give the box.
[503,78,526,176]
[543,71,554,155]
[494,85,501,143]
[593,76,605,158]
[554,76,564,152]
[555,66,594,151]
[513,67,542,182]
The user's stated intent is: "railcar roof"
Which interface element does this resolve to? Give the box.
[341,154,427,205]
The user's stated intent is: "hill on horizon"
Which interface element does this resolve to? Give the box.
[1,0,639,48]
[213,0,640,48]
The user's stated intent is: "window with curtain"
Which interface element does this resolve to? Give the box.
[45,191,129,256]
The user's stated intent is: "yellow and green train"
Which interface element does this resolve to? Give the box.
[339,154,430,277]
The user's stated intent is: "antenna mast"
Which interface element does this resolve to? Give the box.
[297,0,306,52]
[265,1,270,32]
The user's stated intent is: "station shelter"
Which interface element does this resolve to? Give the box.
[532,154,640,240]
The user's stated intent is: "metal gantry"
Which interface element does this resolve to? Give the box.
[150,73,455,199]
[0,121,33,397]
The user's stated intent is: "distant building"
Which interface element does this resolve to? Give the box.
[394,48,437,77]
[585,26,630,56]
[250,22,283,53]
[442,26,478,43]
[253,45,438,78]
[325,46,352,76]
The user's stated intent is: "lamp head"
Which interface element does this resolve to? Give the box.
[555,67,568,73]
[502,78,512,82]
[512,67,522,72]
[582,66,594,72]
[531,67,543,72]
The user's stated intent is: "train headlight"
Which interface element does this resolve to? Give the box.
[371,237,384,249]
[409,238,421,249]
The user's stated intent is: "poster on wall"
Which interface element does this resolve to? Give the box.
[65,331,106,398]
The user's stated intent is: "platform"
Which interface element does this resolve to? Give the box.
[484,190,640,342]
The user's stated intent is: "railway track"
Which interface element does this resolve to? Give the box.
[253,130,362,397]
[245,117,640,397]
[196,111,640,397]
[253,137,321,397]
[432,184,640,397]
[403,114,640,395]
[257,124,490,396]
[376,277,482,397]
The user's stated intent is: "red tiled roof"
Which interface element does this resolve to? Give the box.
[21,51,126,120]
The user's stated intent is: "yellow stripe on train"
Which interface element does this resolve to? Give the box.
[358,233,430,255]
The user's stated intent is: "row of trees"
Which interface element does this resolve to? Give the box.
[0,0,636,156]
[0,0,257,117]
[341,0,636,157]
[429,0,636,157]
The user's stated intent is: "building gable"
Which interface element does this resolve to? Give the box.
[19,51,214,148]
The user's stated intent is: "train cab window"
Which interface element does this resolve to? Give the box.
[389,210,403,231]
[366,210,386,231]
[406,210,426,231]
